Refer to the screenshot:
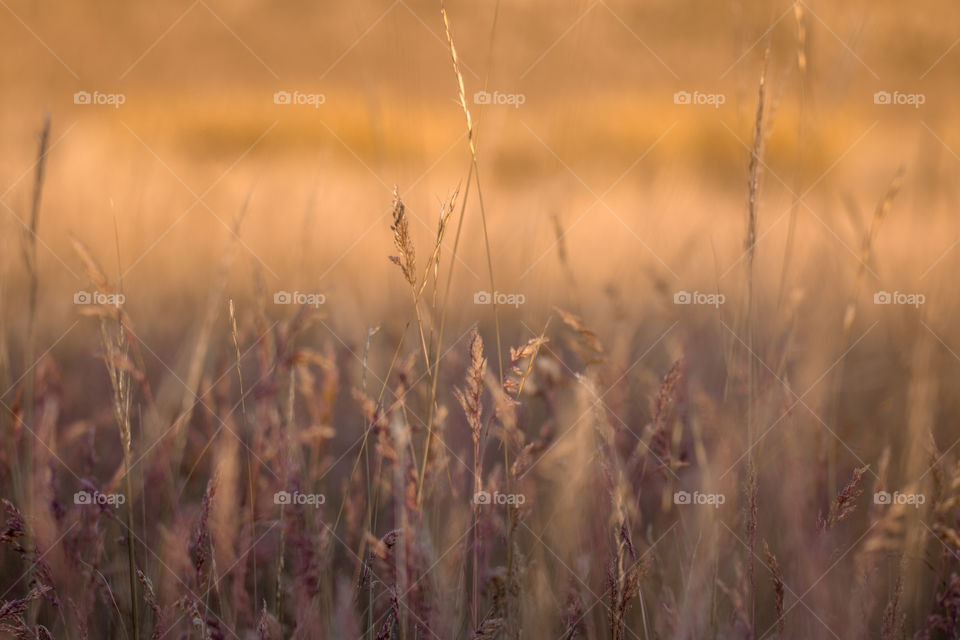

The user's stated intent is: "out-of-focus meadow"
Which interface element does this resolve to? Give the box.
[2,0,960,638]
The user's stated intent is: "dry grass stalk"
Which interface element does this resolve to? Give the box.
[742,47,769,632]
[454,330,487,450]
[744,46,769,275]
[417,5,502,508]
[763,541,785,639]
[645,358,685,478]
[608,522,643,640]
[440,3,504,385]
[418,185,460,303]
[389,187,417,287]
[554,308,605,365]
[16,115,50,530]
[820,465,869,530]
[73,233,141,640]
[880,574,904,640]
[454,328,486,628]
[842,167,906,332]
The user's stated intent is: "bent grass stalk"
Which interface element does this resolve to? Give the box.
[744,45,769,633]
[19,115,50,530]
[418,1,502,508]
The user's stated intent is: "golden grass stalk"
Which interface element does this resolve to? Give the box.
[169,199,251,477]
[744,46,769,633]
[763,541,785,640]
[819,464,869,530]
[453,328,486,628]
[389,188,434,389]
[417,3,501,507]
[440,7,503,383]
[229,299,258,616]
[17,115,50,525]
[775,5,808,312]
[74,232,141,640]
[418,184,460,304]
[842,167,905,333]
[389,188,417,288]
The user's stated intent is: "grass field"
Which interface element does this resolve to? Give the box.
[2,1,960,638]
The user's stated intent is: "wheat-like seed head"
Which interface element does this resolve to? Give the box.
[389,187,417,286]
[454,329,486,443]
[441,5,475,157]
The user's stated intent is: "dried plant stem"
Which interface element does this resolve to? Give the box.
[103,307,139,639]
[454,330,486,629]
[744,46,769,633]
[18,115,50,524]
[169,199,251,478]
[229,299,258,617]
[440,6,504,387]
[776,4,808,312]
[417,167,473,506]
[418,1,500,507]
[276,367,295,623]
[113,227,140,640]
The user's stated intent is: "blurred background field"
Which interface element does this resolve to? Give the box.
[1,0,958,332]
